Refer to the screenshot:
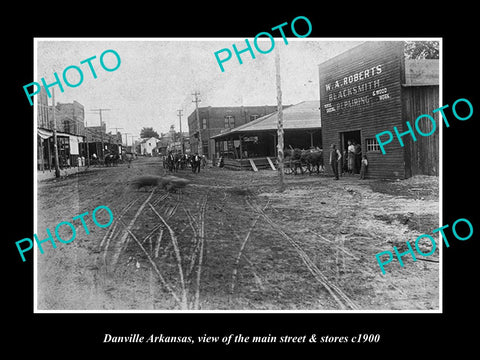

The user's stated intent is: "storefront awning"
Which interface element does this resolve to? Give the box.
[38,128,53,139]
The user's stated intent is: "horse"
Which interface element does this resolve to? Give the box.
[284,148,306,175]
[190,154,201,173]
[302,149,324,174]
[104,153,119,167]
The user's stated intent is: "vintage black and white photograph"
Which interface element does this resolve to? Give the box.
[34,38,441,312]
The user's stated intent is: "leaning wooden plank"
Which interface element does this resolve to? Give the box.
[249,159,258,172]
[266,157,276,170]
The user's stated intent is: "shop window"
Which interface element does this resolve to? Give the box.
[224,116,235,128]
[366,138,380,152]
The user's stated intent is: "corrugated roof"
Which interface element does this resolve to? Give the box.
[211,100,321,139]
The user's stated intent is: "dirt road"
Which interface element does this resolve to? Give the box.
[36,157,439,311]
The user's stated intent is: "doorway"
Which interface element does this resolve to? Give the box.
[339,130,362,174]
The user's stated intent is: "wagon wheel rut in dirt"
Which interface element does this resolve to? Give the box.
[91,182,359,310]
[243,197,360,310]
[93,187,210,310]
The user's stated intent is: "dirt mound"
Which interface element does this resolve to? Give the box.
[130,175,190,191]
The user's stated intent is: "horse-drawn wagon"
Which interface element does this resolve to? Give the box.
[283,148,324,175]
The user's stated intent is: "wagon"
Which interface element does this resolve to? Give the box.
[283,158,309,175]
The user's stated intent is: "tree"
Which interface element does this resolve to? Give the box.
[140,127,159,139]
[404,41,439,60]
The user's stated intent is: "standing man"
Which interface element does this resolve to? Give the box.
[329,144,342,180]
[354,141,362,174]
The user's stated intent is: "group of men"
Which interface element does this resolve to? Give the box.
[164,151,205,173]
[329,141,368,180]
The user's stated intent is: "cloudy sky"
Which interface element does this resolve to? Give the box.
[36,38,361,143]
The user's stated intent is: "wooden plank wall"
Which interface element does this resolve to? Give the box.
[402,86,440,177]
[319,41,406,179]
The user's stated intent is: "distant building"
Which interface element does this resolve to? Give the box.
[56,101,85,136]
[37,88,86,171]
[85,122,123,159]
[155,128,189,155]
[188,105,283,160]
[139,137,159,156]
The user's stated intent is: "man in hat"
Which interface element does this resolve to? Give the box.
[329,144,342,180]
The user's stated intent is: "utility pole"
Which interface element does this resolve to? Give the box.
[85,119,90,167]
[177,109,185,153]
[90,108,110,160]
[192,91,202,156]
[275,46,285,192]
[51,88,61,178]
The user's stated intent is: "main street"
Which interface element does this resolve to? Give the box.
[36,157,439,311]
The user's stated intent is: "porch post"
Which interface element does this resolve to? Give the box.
[239,134,243,159]
[47,137,52,170]
[39,136,44,171]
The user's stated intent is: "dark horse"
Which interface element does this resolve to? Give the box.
[190,154,201,173]
[284,148,306,175]
[284,148,324,175]
[302,149,324,174]
[105,153,119,167]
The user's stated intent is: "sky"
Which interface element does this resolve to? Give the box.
[36,38,362,144]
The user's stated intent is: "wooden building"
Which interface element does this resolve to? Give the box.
[212,101,321,170]
[187,105,280,161]
[318,41,439,179]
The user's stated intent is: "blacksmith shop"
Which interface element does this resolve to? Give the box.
[318,41,439,179]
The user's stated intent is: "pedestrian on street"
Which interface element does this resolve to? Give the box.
[359,155,368,180]
[329,144,342,180]
[355,141,362,174]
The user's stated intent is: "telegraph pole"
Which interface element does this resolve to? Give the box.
[90,108,110,160]
[192,91,202,156]
[275,46,285,192]
[51,88,61,178]
[85,119,90,167]
[177,109,185,153]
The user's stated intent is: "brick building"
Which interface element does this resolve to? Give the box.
[85,122,123,159]
[37,88,86,170]
[187,105,281,161]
